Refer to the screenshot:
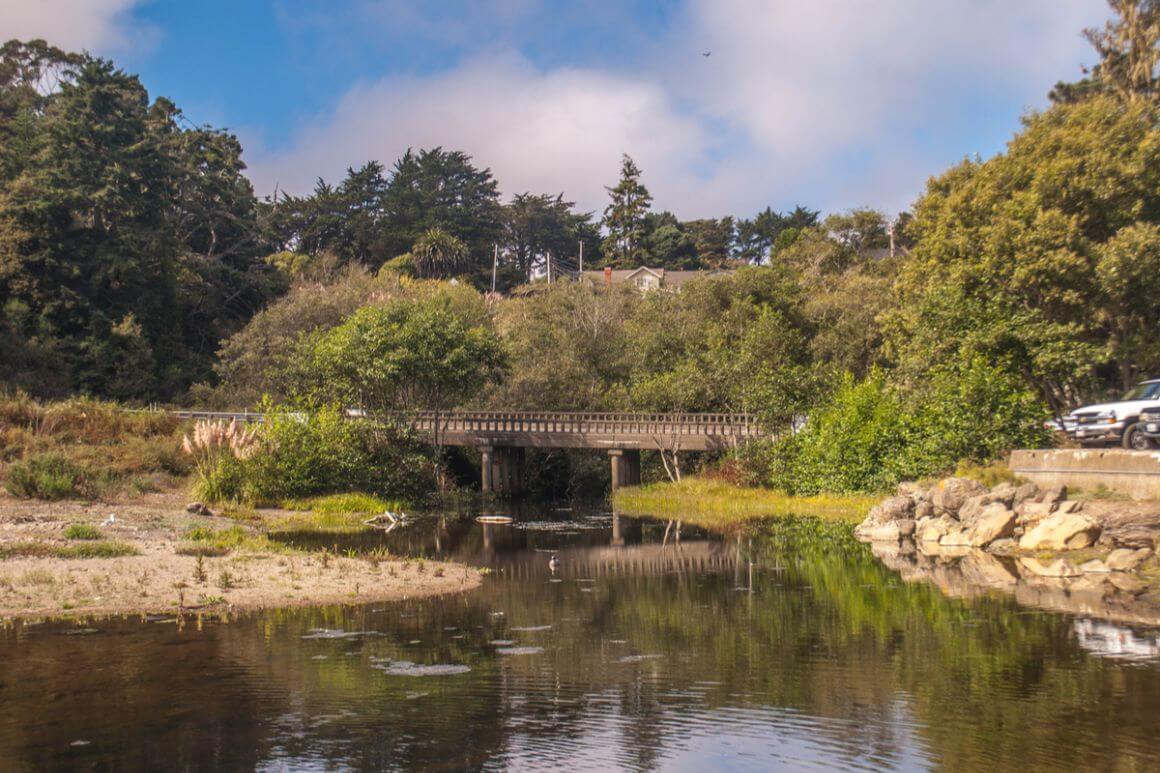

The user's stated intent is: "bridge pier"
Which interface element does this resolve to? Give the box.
[479,445,524,496]
[609,449,640,491]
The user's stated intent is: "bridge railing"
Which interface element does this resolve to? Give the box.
[388,411,760,438]
[134,408,762,438]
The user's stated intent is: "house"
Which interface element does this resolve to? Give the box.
[582,266,732,292]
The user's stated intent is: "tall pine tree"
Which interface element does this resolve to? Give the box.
[601,154,652,268]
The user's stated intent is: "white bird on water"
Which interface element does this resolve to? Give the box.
[548,554,560,573]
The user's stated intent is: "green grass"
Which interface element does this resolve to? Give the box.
[174,543,231,557]
[612,478,879,530]
[0,540,139,559]
[267,493,406,534]
[63,523,103,540]
[279,493,402,514]
[183,524,285,554]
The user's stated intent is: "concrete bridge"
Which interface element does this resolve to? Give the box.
[166,409,760,495]
[403,411,759,494]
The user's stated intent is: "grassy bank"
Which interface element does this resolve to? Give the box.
[1,394,190,500]
[612,478,878,530]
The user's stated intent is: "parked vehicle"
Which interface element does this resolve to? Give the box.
[1138,405,1160,444]
[1065,379,1160,450]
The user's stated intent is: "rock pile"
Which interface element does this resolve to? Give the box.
[857,477,1157,558]
[858,477,1160,625]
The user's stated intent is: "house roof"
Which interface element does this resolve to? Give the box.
[582,267,731,287]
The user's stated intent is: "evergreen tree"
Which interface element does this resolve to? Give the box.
[601,154,652,267]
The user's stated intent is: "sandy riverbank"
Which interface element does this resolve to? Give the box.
[0,494,481,620]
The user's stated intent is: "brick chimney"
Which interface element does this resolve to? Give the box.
[603,266,612,288]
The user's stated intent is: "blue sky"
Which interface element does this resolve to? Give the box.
[3,0,1112,218]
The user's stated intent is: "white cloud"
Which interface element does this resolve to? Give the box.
[247,0,1114,218]
[244,53,709,215]
[0,0,152,54]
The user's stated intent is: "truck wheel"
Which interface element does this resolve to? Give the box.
[1122,423,1153,450]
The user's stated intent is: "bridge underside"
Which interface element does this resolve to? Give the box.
[434,431,738,452]
[478,445,641,496]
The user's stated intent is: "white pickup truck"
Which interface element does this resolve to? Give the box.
[1065,379,1160,450]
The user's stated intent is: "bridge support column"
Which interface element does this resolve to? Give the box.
[609,449,640,491]
[480,445,494,493]
[480,446,524,497]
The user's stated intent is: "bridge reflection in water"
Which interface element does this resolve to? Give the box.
[273,510,749,586]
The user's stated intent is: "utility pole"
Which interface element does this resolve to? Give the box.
[547,251,552,284]
[491,243,498,293]
[579,240,584,273]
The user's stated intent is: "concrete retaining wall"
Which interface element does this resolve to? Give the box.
[1010,449,1160,500]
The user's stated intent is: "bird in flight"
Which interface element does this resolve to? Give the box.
[701,51,711,57]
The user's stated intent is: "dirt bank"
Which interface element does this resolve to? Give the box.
[0,494,481,620]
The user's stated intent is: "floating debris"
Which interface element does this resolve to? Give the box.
[496,646,544,656]
[70,740,90,747]
[372,660,471,676]
[61,629,100,636]
[300,629,384,640]
[489,639,516,646]
[475,515,513,524]
[311,655,329,660]
[618,654,664,663]
[510,625,552,632]
[406,691,430,700]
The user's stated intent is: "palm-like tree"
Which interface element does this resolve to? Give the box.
[411,228,469,278]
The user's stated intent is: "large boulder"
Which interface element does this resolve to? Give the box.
[985,482,1017,509]
[939,526,973,547]
[1016,500,1056,526]
[1018,513,1101,551]
[1011,482,1040,508]
[966,504,1017,548]
[930,477,988,517]
[865,495,916,524]
[855,495,916,541]
[916,515,956,543]
[856,521,905,542]
[1039,485,1067,508]
[1105,547,1153,572]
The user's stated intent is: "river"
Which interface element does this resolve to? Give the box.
[1,507,1158,770]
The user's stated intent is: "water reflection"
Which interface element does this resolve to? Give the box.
[0,510,1158,770]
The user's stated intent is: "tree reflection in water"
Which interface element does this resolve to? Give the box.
[0,511,1158,770]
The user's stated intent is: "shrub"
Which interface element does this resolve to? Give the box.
[773,371,906,495]
[63,523,103,540]
[769,359,1052,495]
[4,454,85,499]
[195,405,436,505]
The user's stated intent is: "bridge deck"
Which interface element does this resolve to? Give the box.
[403,411,759,451]
[166,409,761,451]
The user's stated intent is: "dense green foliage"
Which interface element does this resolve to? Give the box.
[3,4,1159,496]
[195,406,436,505]
[0,41,284,399]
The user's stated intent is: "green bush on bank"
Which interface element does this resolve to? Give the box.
[768,358,1052,494]
[5,454,87,499]
[193,405,437,505]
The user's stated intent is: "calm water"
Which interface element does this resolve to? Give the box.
[1,508,1159,771]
